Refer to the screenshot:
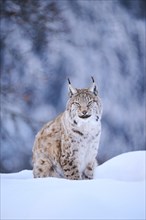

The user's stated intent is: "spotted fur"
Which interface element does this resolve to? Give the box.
[32,78,102,180]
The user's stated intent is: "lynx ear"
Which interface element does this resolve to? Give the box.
[68,78,77,98]
[89,76,98,96]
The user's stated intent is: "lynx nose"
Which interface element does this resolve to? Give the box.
[82,110,87,115]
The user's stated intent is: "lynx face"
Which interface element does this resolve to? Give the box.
[67,83,102,123]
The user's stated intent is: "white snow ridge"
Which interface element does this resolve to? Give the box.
[1,151,145,220]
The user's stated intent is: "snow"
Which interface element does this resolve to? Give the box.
[1,151,145,220]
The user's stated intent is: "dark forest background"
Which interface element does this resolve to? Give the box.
[0,0,145,173]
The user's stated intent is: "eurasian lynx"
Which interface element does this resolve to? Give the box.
[32,77,102,180]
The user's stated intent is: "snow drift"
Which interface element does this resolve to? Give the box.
[1,151,145,220]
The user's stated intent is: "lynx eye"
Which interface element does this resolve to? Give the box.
[87,101,93,107]
[74,102,80,107]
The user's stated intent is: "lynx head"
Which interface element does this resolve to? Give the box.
[66,77,102,123]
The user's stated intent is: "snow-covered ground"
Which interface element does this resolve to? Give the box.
[1,151,145,220]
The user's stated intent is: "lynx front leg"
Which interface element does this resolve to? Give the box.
[60,156,82,180]
[83,160,98,179]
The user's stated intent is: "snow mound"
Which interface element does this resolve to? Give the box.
[95,150,146,181]
[1,151,145,220]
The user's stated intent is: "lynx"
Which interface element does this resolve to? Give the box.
[32,77,102,180]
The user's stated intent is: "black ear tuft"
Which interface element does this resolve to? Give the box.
[68,78,71,84]
[91,76,95,83]
[67,78,77,97]
[89,76,98,96]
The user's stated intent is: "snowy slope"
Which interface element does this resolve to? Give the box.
[1,151,145,220]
